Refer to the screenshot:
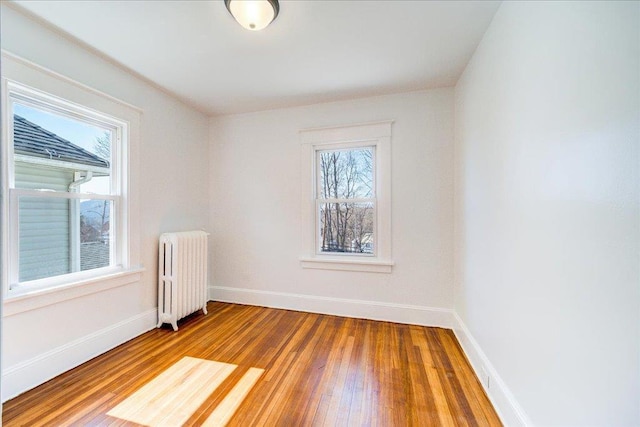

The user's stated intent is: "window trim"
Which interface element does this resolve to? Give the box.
[299,120,393,273]
[3,267,144,317]
[1,51,142,312]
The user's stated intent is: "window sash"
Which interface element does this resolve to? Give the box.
[7,85,121,194]
[315,146,376,201]
[315,199,377,257]
[8,189,121,289]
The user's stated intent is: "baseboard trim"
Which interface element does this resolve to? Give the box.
[2,308,157,402]
[451,312,532,426]
[209,285,456,329]
[2,293,530,425]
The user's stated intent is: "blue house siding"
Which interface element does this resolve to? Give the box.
[15,163,72,282]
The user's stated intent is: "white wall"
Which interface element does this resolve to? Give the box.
[209,89,455,325]
[1,4,209,400]
[454,1,639,425]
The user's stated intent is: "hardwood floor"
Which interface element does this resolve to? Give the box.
[3,302,502,426]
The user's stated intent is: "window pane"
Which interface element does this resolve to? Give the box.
[319,202,374,254]
[13,103,112,194]
[18,196,112,282]
[318,147,373,199]
[19,196,71,282]
[80,199,112,272]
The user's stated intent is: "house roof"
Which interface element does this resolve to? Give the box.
[13,114,109,168]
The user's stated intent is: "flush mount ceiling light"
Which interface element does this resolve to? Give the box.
[225,0,279,31]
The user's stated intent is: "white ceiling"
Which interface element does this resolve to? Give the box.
[11,0,501,116]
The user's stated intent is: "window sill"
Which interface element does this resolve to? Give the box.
[299,257,394,273]
[3,266,145,317]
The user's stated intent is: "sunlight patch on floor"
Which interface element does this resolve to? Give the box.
[107,357,239,426]
[202,367,264,426]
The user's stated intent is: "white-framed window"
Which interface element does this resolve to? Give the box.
[317,145,375,255]
[300,121,393,273]
[2,52,142,314]
[5,83,125,292]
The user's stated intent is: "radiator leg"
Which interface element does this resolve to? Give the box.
[156,319,163,329]
[202,305,208,315]
[171,321,178,332]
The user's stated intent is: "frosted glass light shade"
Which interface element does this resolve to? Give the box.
[225,0,279,31]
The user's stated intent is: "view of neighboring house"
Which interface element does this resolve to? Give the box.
[13,114,111,281]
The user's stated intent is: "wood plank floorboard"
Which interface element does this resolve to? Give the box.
[3,302,502,426]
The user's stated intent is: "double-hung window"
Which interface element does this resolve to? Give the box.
[317,146,375,255]
[300,121,393,273]
[2,77,137,302]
